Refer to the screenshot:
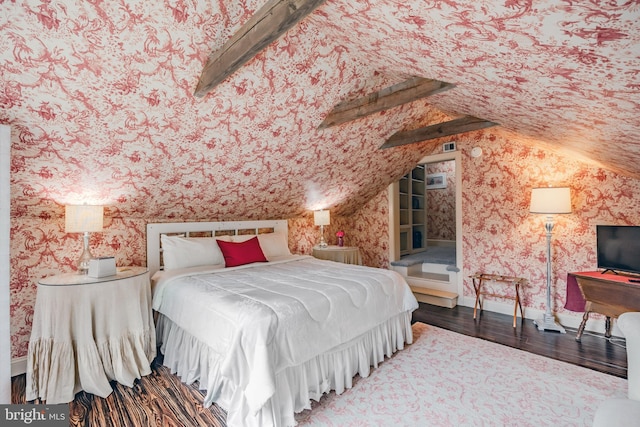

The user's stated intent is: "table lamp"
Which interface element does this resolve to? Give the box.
[65,205,104,274]
[314,209,330,248]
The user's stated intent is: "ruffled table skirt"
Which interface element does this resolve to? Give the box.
[26,268,156,404]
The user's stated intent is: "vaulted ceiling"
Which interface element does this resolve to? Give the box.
[2,1,639,220]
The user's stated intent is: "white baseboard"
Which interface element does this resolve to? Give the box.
[457,296,621,338]
[11,356,26,377]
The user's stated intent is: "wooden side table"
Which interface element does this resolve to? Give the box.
[26,267,156,403]
[471,273,526,328]
[312,245,362,265]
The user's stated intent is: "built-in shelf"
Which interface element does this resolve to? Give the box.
[399,165,426,255]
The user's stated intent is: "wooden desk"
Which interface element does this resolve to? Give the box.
[571,271,640,341]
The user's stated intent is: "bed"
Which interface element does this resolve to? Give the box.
[147,220,419,427]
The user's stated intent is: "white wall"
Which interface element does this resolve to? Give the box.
[0,124,10,403]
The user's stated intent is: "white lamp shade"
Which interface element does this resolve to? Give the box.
[314,209,330,226]
[529,187,572,214]
[65,205,104,233]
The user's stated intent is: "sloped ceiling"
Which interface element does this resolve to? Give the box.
[2,1,639,220]
[311,1,640,172]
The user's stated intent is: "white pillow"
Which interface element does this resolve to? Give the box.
[161,235,228,270]
[231,234,256,243]
[219,233,290,259]
[257,232,291,259]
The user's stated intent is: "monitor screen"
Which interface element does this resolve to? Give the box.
[596,225,640,274]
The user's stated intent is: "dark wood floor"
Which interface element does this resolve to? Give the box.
[12,356,227,426]
[413,302,628,378]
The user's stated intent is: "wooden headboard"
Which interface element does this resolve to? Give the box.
[146,220,288,277]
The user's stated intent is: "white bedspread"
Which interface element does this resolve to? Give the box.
[152,255,418,426]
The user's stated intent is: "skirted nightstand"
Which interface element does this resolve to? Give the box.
[312,245,362,265]
[26,266,156,403]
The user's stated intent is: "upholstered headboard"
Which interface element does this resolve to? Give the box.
[146,220,288,277]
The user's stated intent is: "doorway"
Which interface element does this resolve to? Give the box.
[389,151,463,299]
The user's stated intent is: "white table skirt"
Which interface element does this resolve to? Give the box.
[26,267,156,403]
[312,245,362,265]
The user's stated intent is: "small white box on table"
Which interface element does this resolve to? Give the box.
[88,257,117,278]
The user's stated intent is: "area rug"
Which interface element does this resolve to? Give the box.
[295,322,628,427]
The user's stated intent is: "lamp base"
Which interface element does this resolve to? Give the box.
[76,232,93,275]
[77,252,92,275]
[534,313,566,333]
[318,225,328,247]
[77,259,90,275]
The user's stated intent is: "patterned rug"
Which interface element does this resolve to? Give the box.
[295,322,627,427]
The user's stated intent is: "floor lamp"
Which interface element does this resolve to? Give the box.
[530,187,572,333]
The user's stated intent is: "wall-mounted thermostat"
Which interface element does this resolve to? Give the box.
[443,142,456,152]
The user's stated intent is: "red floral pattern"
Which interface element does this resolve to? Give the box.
[2,1,640,359]
[426,160,456,241]
[357,132,640,315]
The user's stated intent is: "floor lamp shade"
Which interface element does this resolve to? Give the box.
[314,210,330,247]
[530,187,572,214]
[65,205,104,274]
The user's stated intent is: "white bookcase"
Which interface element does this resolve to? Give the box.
[398,165,426,256]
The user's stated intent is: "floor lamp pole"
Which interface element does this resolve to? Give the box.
[534,216,566,333]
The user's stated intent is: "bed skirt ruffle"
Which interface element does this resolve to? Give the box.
[157,311,414,427]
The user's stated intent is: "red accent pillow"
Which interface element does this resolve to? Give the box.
[217,237,268,267]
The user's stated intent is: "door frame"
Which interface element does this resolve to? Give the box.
[1,125,10,403]
[388,151,464,298]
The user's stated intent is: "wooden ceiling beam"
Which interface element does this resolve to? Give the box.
[318,77,453,129]
[194,0,327,98]
[380,116,497,149]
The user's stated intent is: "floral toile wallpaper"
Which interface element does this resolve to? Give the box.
[380,129,640,314]
[2,0,640,362]
[425,160,456,242]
